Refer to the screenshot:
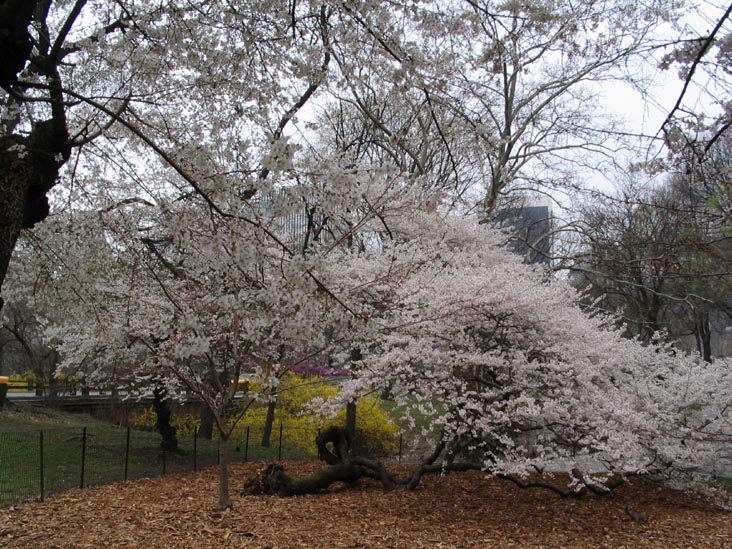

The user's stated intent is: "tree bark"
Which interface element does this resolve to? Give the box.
[243,457,395,497]
[243,426,395,497]
[695,311,713,362]
[152,383,178,452]
[345,401,357,445]
[317,425,351,464]
[245,462,364,497]
[198,406,214,439]
[261,396,276,447]
[0,119,70,311]
[0,136,31,312]
[243,431,629,500]
[0,0,36,88]
[0,1,71,309]
[217,434,232,510]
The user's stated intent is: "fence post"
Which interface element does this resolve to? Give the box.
[124,426,130,481]
[278,423,283,461]
[80,427,87,489]
[193,428,198,472]
[39,430,44,502]
[244,426,249,462]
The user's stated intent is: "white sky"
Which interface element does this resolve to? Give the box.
[582,0,732,196]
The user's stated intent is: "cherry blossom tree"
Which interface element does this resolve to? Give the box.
[5,0,731,510]
[324,0,685,218]
[310,213,731,494]
[4,137,425,509]
[6,198,341,509]
[0,0,340,308]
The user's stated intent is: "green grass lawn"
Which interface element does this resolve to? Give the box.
[0,423,177,505]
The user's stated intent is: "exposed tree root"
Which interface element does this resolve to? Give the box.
[243,427,397,496]
[242,427,628,499]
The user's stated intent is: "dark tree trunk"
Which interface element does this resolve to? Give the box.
[695,311,713,362]
[217,432,232,510]
[1,122,70,302]
[243,462,369,497]
[346,348,361,449]
[198,406,214,439]
[243,455,396,497]
[152,383,178,452]
[0,0,71,310]
[345,401,357,445]
[261,396,276,447]
[317,425,352,464]
[0,135,31,312]
[0,0,36,88]
[46,372,57,400]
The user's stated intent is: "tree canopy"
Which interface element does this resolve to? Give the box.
[3,0,732,511]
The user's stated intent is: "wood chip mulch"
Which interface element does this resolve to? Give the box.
[1,461,730,548]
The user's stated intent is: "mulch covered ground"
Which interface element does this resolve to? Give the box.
[1,460,730,548]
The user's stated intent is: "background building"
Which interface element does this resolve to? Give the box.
[493,198,553,266]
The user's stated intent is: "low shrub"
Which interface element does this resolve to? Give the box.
[131,373,399,456]
[130,407,200,437]
[231,373,399,456]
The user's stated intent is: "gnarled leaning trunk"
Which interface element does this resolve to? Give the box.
[243,426,395,497]
[243,429,628,500]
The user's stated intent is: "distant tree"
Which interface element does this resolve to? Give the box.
[573,172,732,360]
[314,89,480,210]
[0,301,58,394]
[314,1,684,218]
[419,0,682,218]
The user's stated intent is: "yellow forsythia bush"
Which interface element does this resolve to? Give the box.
[130,407,201,436]
[131,373,399,455]
[231,373,399,456]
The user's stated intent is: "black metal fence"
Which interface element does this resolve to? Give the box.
[0,425,277,507]
[0,424,407,507]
